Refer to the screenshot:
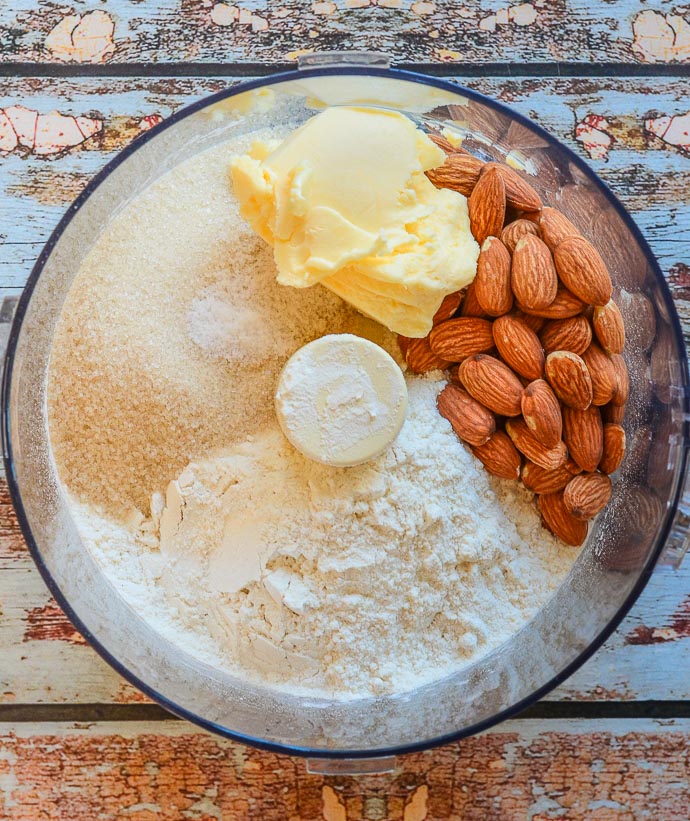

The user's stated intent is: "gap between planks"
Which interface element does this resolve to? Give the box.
[1,62,690,79]
[3,701,690,723]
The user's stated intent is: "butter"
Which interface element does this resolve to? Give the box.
[230,107,479,337]
[275,334,408,467]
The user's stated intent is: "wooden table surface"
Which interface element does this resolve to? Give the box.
[1,2,690,818]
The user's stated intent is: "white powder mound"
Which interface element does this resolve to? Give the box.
[74,376,573,698]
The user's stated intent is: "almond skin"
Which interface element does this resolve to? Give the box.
[538,207,580,252]
[459,354,524,417]
[429,317,495,361]
[501,218,541,253]
[484,162,542,211]
[433,291,463,324]
[426,151,484,196]
[521,379,562,448]
[540,315,592,356]
[592,299,625,355]
[437,383,496,447]
[600,423,626,475]
[511,234,559,311]
[521,461,574,494]
[538,492,588,546]
[505,418,568,471]
[514,309,545,334]
[492,315,545,381]
[563,472,612,521]
[553,235,613,306]
[610,353,630,406]
[603,402,625,425]
[563,405,604,473]
[468,165,506,245]
[474,237,513,316]
[545,351,593,410]
[460,282,488,318]
[428,131,457,155]
[405,337,450,374]
[516,285,584,319]
[471,430,521,480]
[582,342,617,406]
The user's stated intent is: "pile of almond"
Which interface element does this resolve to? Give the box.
[400,136,628,547]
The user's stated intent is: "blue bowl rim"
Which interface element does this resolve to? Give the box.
[2,65,688,760]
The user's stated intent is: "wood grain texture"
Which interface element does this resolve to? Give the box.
[1,1,688,66]
[1,719,690,819]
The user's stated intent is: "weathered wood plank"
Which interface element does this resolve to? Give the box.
[2,1,689,66]
[1,74,689,705]
[1,719,690,819]
[1,76,689,308]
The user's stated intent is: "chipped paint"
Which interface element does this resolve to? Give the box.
[210,4,239,27]
[575,113,615,161]
[0,106,102,157]
[22,603,86,645]
[632,9,690,63]
[479,2,537,33]
[645,111,690,154]
[45,11,116,64]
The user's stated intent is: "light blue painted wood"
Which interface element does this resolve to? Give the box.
[0,0,682,64]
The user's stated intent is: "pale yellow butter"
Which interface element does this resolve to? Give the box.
[230,107,479,337]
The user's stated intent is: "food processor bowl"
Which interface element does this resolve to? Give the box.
[3,54,689,765]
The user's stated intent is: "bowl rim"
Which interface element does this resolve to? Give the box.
[3,65,688,759]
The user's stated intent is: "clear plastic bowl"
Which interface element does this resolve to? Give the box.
[3,56,689,764]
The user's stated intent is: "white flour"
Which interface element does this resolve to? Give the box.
[49,136,578,699]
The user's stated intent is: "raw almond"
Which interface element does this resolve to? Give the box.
[521,379,562,448]
[538,492,588,546]
[565,457,583,475]
[592,299,625,355]
[484,162,542,212]
[437,383,496,447]
[610,353,630,406]
[428,131,456,155]
[460,282,488,317]
[563,405,604,472]
[501,218,541,253]
[516,285,584,319]
[521,461,574,494]
[540,315,592,356]
[405,337,450,374]
[459,354,524,416]
[471,430,521,480]
[514,309,545,334]
[600,423,626,474]
[429,317,495,361]
[468,165,506,245]
[492,315,545,381]
[553,235,613,306]
[538,206,580,252]
[433,291,463,324]
[398,335,411,358]
[426,151,484,196]
[511,234,559,311]
[581,342,617,406]
[563,473,612,520]
[545,350,593,410]
[474,237,513,316]
[505,418,568,470]
[603,402,625,425]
